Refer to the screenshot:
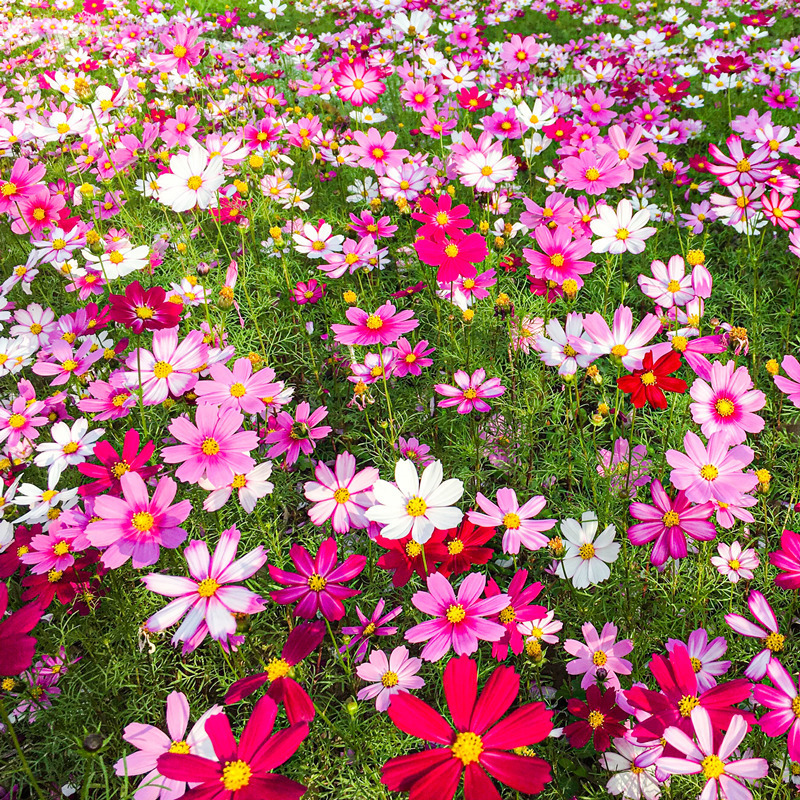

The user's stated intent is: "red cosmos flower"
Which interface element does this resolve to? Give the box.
[376,530,448,588]
[436,519,495,578]
[415,230,487,283]
[77,428,158,497]
[713,54,750,76]
[653,78,690,103]
[624,644,754,748]
[269,537,365,621]
[617,350,687,409]
[225,622,325,723]
[210,193,248,225]
[456,87,492,110]
[157,694,308,800]
[411,194,473,241]
[21,551,104,610]
[564,686,629,752]
[108,280,183,335]
[0,583,43,676]
[382,656,552,800]
[485,570,546,661]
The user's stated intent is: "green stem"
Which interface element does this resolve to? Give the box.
[0,697,47,800]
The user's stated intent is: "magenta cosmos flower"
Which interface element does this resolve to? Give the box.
[405,571,509,662]
[86,473,191,569]
[333,58,385,107]
[114,691,220,800]
[163,406,258,488]
[303,452,378,534]
[725,590,784,680]
[356,645,424,712]
[666,431,757,505]
[628,479,716,566]
[143,525,268,654]
[434,368,506,414]
[157,694,308,800]
[331,301,418,347]
[269,537,365,621]
[468,488,555,554]
[265,402,331,467]
[753,660,800,761]
[0,583,42,676]
[689,360,765,445]
[382,656,552,800]
[523,224,595,285]
[770,530,800,589]
[564,622,633,691]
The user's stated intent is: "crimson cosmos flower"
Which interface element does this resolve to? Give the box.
[157,694,308,800]
[224,622,325,724]
[0,583,43,675]
[564,686,629,752]
[624,644,753,749]
[77,428,158,497]
[436,519,495,578]
[108,280,183,334]
[269,537,366,621]
[617,350,686,409]
[376,530,449,588]
[382,656,552,799]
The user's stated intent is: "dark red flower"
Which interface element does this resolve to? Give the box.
[617,350,686,409]
[0,583,43,676]
[77,428,157,497]
[564,686,629,751]
[653,78,690,103]
[437,518,495,578]
[391,281,427,299]
[376,530,448,588]
[108,280,182,334]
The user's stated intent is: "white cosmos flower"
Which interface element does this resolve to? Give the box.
[82,244,150,280]
[33,418,104,486]
[156,146,224,212]
[557,511,619,589]
[366,459,463,544]
[590,199,657,255]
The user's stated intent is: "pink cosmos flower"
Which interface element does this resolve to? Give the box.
[665,629,731,694]
[331,301,418,347]
[649,333,727,381]
[582,305,661,370]
[400,79,438,113]
[535,313,597,376]
[405,571,509,662]
[265,401,332,467]
[124,328,209,406]
[689,361,765,445]
[350,128,408,175]
[356,646,424,712]
[656,708,767,800]
[707,134,773,187]
[303,452,379,534]
[485,570,546,660]
[0,396,47,448]
[86,473,191,569]
[500,33,539,72]
[523,225,595,285]
[561,150,628,195]
[415,229,486,283]
[341,599,402,663]
[154,23,204,74]
[468,489,555,554]
[597,438,652,498]
[433,368,506,414]
[753,660,800,762]
[774,355,800,408]
[269,537,365,620]
[163,406,257,487]
[666,431,758,505]
[389,338,434,377]
[725,590,784,680]
[333,58,386,106]
[32,338,104,386]
[628,480,716,566]
[77,377,136,421]
[113,691,220,800]
[411,194,473,240]
[200,461,274,512]
[712,541,759,583]
[638,255,695,309]
[0,157,46,214]
[564,622,633,691]
[761,189,800,230]
[143,525,267,654]
[194,359,281,415]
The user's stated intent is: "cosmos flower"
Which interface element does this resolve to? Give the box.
[564,622,633,691]
[356,646,424,712]
[557,512,620,589]
[433,369,506,414]
[468,489,555,554]
[331,301,418,347]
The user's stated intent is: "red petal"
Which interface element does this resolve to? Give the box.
[482,702,552,749]
[444,656,477,731]
[469,665,519,735]
[388,692,454,744]
[479,751,551,794]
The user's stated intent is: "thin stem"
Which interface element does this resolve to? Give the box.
[0,697,47,800]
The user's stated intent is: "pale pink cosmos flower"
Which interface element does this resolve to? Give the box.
[356,646,424,712]
[433,368,506,414]
[689,361,765,445]
[405,571,509,662]
[265,401,332,467]
[304,452,379,534]
[711,540,759,582]
[113,691,220,800]
[518,611,563,646]
[163,406,257,488]
[590,199,657,255]
[349,128,408,176]
[656,708,767,799]
[32,338,104,386]
[535,313,597,375]
[0,396,47,448]
[638,255,695,309]
[564,621,633,691]
[200,461,274,513]
[774,355,800,408]
[468,488,555,554]
[725,590,783,679]
[19,524,83,574]
[194,359,283,415]
[292,221,344,259]
[666,431,758,505]
[455,133,518,192]
[143,525,267,654]
[665,629,732,693]
[582,305,661,370]
[86,473,191,569]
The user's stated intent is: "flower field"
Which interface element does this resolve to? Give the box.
[3,0,800,797]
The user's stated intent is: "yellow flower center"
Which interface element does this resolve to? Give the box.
[109,251,124,265]
[48,569,63,583]
[62,442,79,454]
[678,695,700,717]
[502,512,521,529]
[62,359,78,372]
[365,314,384,330]
[173,44,187,57]
[715,398,735,417]
[549,253,565,267]
[352,78,365,89]
[592,650,607,666]
[765,632,785,652]
[585,167,600,181]
[640,371,656,386]
[728,559,740,570]
[701,754,725,780]
[446,604,466,623]
[667,279,682,292]
[444,243,459,258]
[463,388,478,399]
[671,335,688,352]
[153,361,173,378]
[42,490,58,502]
[662,511,680,527]
[131,511,154,532]
[201,438,220,456]
[793,697,800,717]
[736,158,751,173]
[499,605,516,624]
[579,543,596,560]
[611,344,628,357]
[406,497,427,517]
[266,657,291,681]
[451,732,483,766]
[333,487,351,504]
[615,228,629,240]
[232,474,247,489]
[405,540,422,557]
[691,657,703,673]
[30,323,43,334]
[197,578,220,597]
[221,760,252,791]
[1,182,18,196]
[700,464,719,481]
[308,573,327,591]
[186,175,204,191]
[563,345,577,357]
[480,165,493,176]
[111,460,130,478]
[587,710,605,729]
[135,306,154,320]
[169,740,191,754]
[8,414,26,429]
[371,147,385,159]
[381,670,399,687]
[53,541,70,556]
[447,539,464,555]
[33,208,46,221]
